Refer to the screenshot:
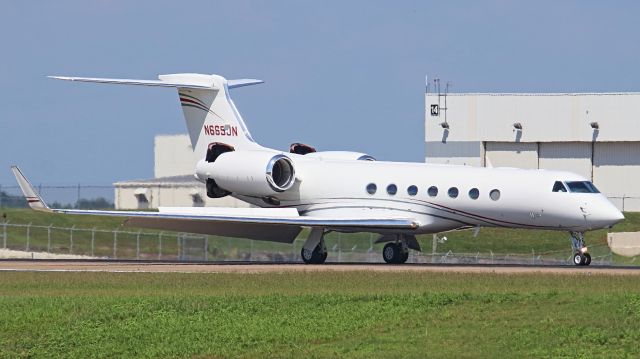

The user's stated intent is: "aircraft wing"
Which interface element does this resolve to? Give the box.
[11,166,419,243]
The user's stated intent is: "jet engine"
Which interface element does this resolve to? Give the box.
[196,151,296,196]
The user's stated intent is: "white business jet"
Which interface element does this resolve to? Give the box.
[12,73,624,266]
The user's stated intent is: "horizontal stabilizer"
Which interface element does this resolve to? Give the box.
[227,79,264,89]
[49,74,264,90]
[48,75,215,89]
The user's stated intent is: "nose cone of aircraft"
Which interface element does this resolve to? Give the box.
[610,208,625,224]
[589,201,625,228]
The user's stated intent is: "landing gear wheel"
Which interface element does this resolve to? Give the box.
[573,253,584,266]
[382,243,408,264]
[584,252,592,266]
[301,244,327,264]
[572,252,592,266]
[569,232,591,266]
[383,243,399,264]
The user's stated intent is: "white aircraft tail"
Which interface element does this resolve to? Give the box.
[49,73,265,157]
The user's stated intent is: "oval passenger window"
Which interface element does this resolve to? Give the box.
[366,183,377,195]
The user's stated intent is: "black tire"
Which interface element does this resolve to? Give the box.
[301,244,327,264]
[584,253,592,266]
[400,251,409,264]
[573,253,584,266]
[383,243,399,264]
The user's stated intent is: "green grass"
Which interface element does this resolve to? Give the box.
[1,271,640,358]
[2,208,640,263]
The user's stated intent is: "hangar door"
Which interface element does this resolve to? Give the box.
[538,142,592,180]
[484,142,538,169]
[593,142,640,211]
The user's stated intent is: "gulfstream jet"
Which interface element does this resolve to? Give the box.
[12,73,625,266]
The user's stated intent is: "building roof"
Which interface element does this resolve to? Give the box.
[427,92,640,97]
[114,175,201,187]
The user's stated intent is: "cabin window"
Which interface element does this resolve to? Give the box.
[428,186,438,197]
[407,185,418,196]
[366,183,377,195]
[448,187,459,198]
[566,181,600,193]
[490,189,501,201]
[552,181,567,193]
[469,188,479,200]
[387,184,397,195]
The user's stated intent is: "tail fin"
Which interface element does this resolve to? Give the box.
[49,73,265,157]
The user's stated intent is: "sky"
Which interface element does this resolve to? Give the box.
[2,1,640,186]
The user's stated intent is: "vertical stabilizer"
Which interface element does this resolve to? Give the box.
[161,74,263,157]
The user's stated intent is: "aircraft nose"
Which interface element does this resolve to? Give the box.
[610,209,625,223]
[586,199,625,229]
[598,206,625,227]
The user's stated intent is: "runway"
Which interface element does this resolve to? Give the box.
[1,260,640,275]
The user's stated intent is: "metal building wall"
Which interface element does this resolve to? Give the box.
[593,142,640,211]
[425,92,640,211]
[115,184,251,209]
[154,135,199,178]
[425,141,482,166]
[484,142,538,169]
[538,142,592,180]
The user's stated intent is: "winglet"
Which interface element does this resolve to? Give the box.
[10,166,51,212]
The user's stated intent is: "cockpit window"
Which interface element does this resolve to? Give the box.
[566,181,600,193]
[552,181,567,193]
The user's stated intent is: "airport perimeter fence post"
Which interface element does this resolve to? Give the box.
[158,232,163,260]
[291,238,296,262]
[3,220,8,249]
[136,231,140,260]
[113,230,118,259]
[90,228,95,257]
[204,235,208,261]
[177,234,181,261]
[531,248,536,264]
[47,225,52,253]
[338,233,342,263]
[25,223,31,252]
[69,226,75,254]
[249,239,254,261]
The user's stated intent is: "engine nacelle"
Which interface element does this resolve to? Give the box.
[196,151,296,196]
[304,151,375,161]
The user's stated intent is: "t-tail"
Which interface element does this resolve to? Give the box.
[49,73,266,157]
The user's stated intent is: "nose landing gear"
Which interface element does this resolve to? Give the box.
[570,231,591,266]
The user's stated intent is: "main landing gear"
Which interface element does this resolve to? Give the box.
[382,242,409,264]
[570,231,591,266]
[378,234,418,264]
[301,228,328,264]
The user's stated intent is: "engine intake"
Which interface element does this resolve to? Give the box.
[266,154,296,192]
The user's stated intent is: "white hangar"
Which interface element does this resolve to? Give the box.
[425,90,640,211]
[114,135,250,209]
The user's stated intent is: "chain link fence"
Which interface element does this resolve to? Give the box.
[0,221,619,264]
[0,184,114,209]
